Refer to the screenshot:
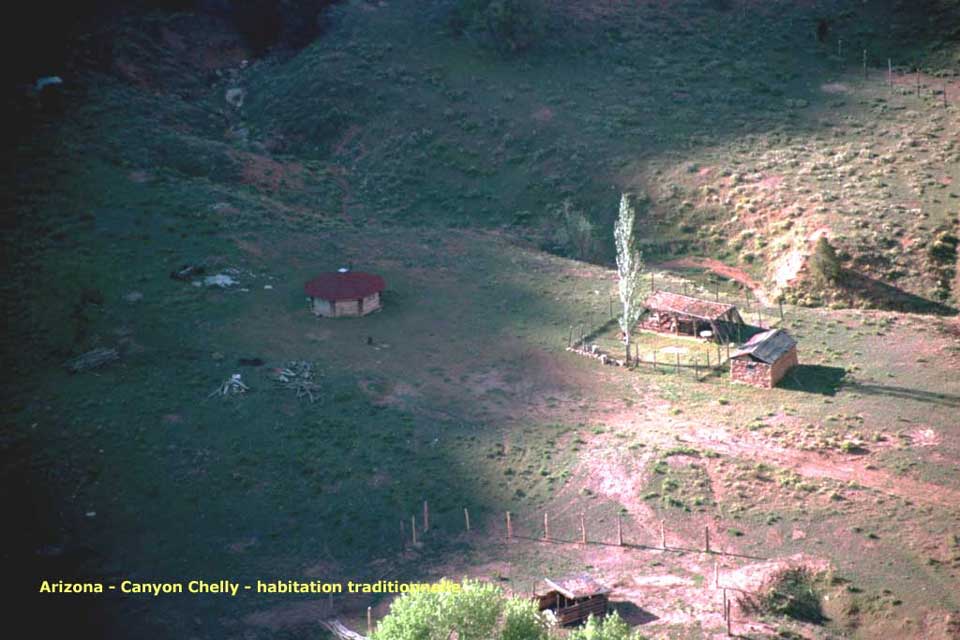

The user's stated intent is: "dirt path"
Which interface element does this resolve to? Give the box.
[679,426,960,510]
[654,257,772,306]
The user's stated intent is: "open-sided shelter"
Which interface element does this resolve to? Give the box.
[730,328,798,388]
[304,271,385,317]
[535,574,611,626]
[640,291,745,342]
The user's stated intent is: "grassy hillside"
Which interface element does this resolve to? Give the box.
[4,1,960,639]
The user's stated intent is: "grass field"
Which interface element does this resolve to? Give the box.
[4,1,960,639]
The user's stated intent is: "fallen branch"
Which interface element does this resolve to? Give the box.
[209,373,249,398]
[65,347,119,373]
[272,361,322,402]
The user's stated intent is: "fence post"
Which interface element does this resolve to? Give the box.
[464,508,471,532]
[660,520,666,549]
[411,516,417,546]
[367,606,373,635]
[705,526,711,553]
[714,562,719,588]
[506,511,512,540]
[423,500,429,532]
[862,49,867,79]
[838,38,842,58]
[617,513,623,546]
[543,512,550,541]
[580,512,586,544]
[888,58,893,89]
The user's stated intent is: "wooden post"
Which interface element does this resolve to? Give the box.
[726,599,732,636]
[917,68,921,96]
[609,295,613,319]
[862,49,867,79]
[506,511,512,540]
[715,282,720,301]
[367,606,373,635]
[423,500,429,532]
[705,526,711,553]
[944,81,948,108]
[714,562,719,588]
[888,58,893,89]
[580,512,587,544]
[543,512,550,541]
[837,38,842,59]
[617,513,623,546]
[411,516,417,546]
[568,326,573,347]
[464,507,471,531]
[660,520,666,549]
[651,272,655,292]
[723,588,728,618]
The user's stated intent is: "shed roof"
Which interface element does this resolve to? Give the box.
[543,574,611,600]
[644,291,738,321]
[731,329,797,364]
[304,272,386,301]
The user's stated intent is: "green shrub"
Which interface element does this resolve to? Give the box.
[809,237,841,284]
[759,567,826,624]
[449,0,545,53]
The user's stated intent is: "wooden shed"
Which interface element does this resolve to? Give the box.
[304,271,385,318]
[640,291,745,342]
[535,574,611,626]
[730,329,798,388]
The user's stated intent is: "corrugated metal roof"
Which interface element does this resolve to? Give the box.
[543,574,611,599]
[731,329,797,363]
[644,291,738,321]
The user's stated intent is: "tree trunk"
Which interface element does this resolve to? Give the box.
[625,330,631,365]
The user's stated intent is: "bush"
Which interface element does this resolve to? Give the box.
[449,0,545,53]
[759,567,826,624]
[809,236,841,284]
[567,612,643,640]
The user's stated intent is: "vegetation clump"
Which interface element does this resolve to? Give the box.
[449,0,545,53]
[810,237,842,285]
[758,567,826,624]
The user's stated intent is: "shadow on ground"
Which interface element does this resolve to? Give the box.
[780,364,847,395]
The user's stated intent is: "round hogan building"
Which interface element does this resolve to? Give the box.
[305,270,385,318]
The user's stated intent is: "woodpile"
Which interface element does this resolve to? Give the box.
[271,361,321,402]
[565,345,625,367]
[209,373,249,397]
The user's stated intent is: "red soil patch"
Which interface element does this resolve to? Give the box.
[654,257,770,304]
[531,106,555,123]
[230,151,306,192]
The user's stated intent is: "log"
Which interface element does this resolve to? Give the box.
[65,347,119,373]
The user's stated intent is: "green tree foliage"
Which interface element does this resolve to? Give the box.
[373,579,549,640]
[809,236,841,284]
[449,0,545,53]
[567,612,641,640]
[548,199,598,261]
[501,597,549,640]
[614,193,645,364]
